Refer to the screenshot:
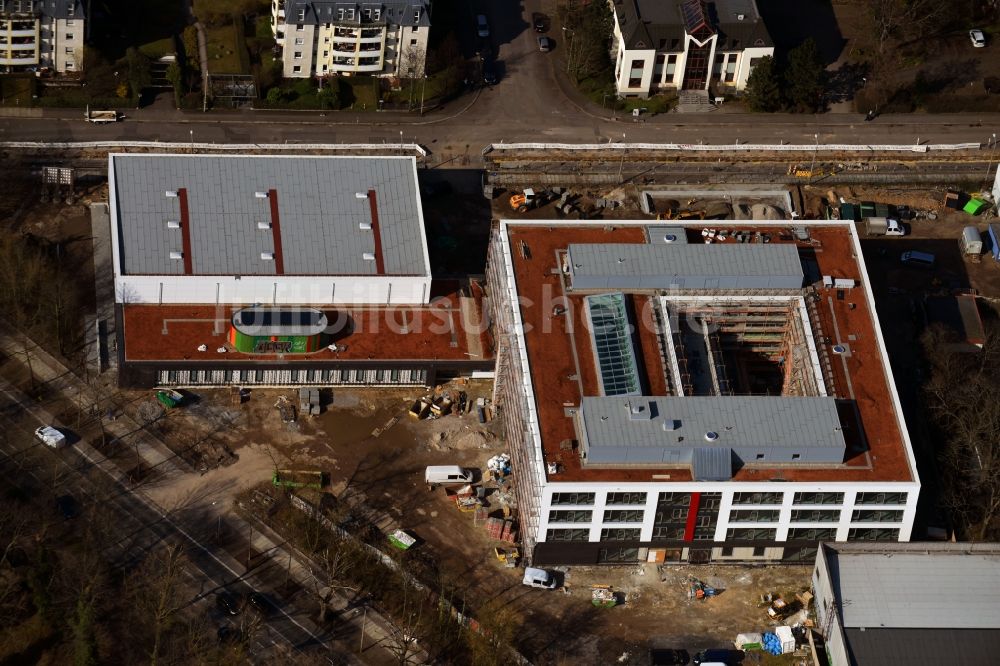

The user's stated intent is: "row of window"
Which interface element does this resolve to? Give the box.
[547,527,902,543]
[550,491,909,510]
[292,8,420,25]
[550,508,904,525]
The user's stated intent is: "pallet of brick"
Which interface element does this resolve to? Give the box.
[485,517,505,540]
[500,520,518,543]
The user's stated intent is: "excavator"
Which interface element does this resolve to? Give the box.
[509,188,537,213]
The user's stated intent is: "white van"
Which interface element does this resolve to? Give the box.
[424,465,473,486]
[522,567,557,589]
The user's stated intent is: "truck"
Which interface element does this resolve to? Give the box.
[864,216,905,236]
[84,106,121,124]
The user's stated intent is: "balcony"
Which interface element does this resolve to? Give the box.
[0,54,39,65]
[5,28,37,38]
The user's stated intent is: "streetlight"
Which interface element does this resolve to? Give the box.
[808,132,818,183]
[618,132,627,182]
[399,129,404,156]
[986,132,997,180]
[420,74,428,116]
[189,129,194,150]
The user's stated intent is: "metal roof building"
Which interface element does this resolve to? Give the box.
[108,154,432,305]
[566,243,804,290]
[814,542,1000,666]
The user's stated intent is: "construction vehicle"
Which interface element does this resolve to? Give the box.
[509,188,537,212]
[864,216,905,236]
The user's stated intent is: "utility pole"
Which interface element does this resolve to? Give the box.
[986,132,997,181]
[808,133,818,183]
[618,132,627,183]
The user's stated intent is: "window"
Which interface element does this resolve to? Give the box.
[65,61,74,70]
[847,528,900,542]
[755,453,765,460]
[851,509,904,523]
[294,37,305,45]
[294,51,302,59]
[389,368,400,382]
[65,47,74,54]
[790,509,840,523]
[412,27,419,34]
[547,528,589,542]
[413,9,421,22]
[296,23,304,31]
[729,509,780,523]
[323,50,329,57]
[752,546,766,557]
[720,547,734,556]
[548,510,592,523]
[337,8,344,20]
[66,20,74,26]
[732,492,783,505]
[749,57,763,72]
[292,65,302,73]
[603,510,643,523]
[725,58,737,83]
[362,8,371,20]
[606,492,647,506]
[600,528,640,541]
[346,8,355,20]
[628,77,643,88]
[793,492,844,505]
[792,454,801,460]
[374,9,381,20]
[410,38,417,45]
[855,492,907,505]
[551,492,595,506]
[787,528,837,541]
[297,8,305,21]
[67,4,74,16]
[726,528,776,541]
[66,33,74,40]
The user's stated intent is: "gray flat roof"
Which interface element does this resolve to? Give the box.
[110,154,429,277]
[844,628,1000,666]
[566,243,803,290]
[828,549,1000,629]
[577,396,845,469]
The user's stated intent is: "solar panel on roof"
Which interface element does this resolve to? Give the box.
[585,293,642,396]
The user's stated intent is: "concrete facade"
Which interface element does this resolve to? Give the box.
[0,0,84,73]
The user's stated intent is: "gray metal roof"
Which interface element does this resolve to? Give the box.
[567,243,804,290]
[111,154,428,277]
[576,396,846,469]
[829,550,1000,629]
[844,628,1000,666]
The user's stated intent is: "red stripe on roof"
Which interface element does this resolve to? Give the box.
[683,492,701,542]
[178,188,193,275]
[367,189,385,275]
[268,189,285,275]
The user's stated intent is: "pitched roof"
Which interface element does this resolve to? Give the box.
[283,1,431,28]
[612,0,771,51]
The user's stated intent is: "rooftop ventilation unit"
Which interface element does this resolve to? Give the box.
[664,234,677,243]
[704,431,719,442]
[169,251,183,260]
[355,192,369,199]
[166,220,181,229]
[662,419,679,431]
[257,221,271,230]
[737,13,745,20]
[362,252,376,261]
[254,191,269,199]
[627,401,652,421]
[359,221,372,231]
[165,191,178,198]
[260,252,274,261]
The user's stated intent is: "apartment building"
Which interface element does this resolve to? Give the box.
[0,0,84,73]
[487,220,920,566]
[608,0,772,97]
[271,1,430,79]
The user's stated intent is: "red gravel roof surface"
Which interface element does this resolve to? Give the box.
[505,222,913,484]
[121,281,491,363]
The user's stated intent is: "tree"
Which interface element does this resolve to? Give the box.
[744,55,783,112]
[562,0,614,82]
[317,80,341,110]
[266,86,283,104]
[166,62,183,108]
[785,38,826,112]
[125,47,152,105]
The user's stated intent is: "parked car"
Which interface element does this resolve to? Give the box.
[537,36,552,52]
[692,648,744,665]
[216,591,241,616]
[34,425,67,449]
[532,12,549,33]
[424,465,473,486]
[971,29,986,47]
[483,67,499,86]
[521,567,557,589]
[476,14,490,38]
[650,649,690,665]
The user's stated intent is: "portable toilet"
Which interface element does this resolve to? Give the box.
[962,226,983,256]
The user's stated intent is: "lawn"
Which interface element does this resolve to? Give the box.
[0,75,34,106]
[139,36,176,59]
[204,23,247,74]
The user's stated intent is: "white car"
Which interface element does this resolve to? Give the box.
[970,29,986,48]
[522,567,557,589]
[35,425,67,449]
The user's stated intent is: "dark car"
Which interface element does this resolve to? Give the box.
[216,591,241,616]
[650,648,690,665]
[483,67,498,86]
[532,12,549,32]
[246,591,271,617]
[55,494,79,520]
[692,648,744,665]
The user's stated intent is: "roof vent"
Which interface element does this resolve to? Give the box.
[165,190,178,198]
[355,192,369,199]
[737,13,745,20]
[664,233,677,243]
[166,220,181,229]
[362,252,376,261]
[832,344,846,354]
[359,221,372,231]
[627,401,652,421]
[260,252,274,261]
[257,221,271,230]
[169,251,183,260]
[662,419,679,431]
[254,191,269,199]
[704,431,719,442]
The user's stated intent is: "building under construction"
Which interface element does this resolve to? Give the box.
[487,219,919,565]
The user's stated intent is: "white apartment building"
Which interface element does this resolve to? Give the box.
[271,0,430,79]
[487,220,920,566]
[0,0,84,73]
[608,0,772,97]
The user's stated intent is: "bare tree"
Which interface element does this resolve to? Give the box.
[127,543,190,665]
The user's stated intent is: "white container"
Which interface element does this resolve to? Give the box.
[775,625,795,654]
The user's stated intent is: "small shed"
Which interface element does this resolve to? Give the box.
[962,226,983,256]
